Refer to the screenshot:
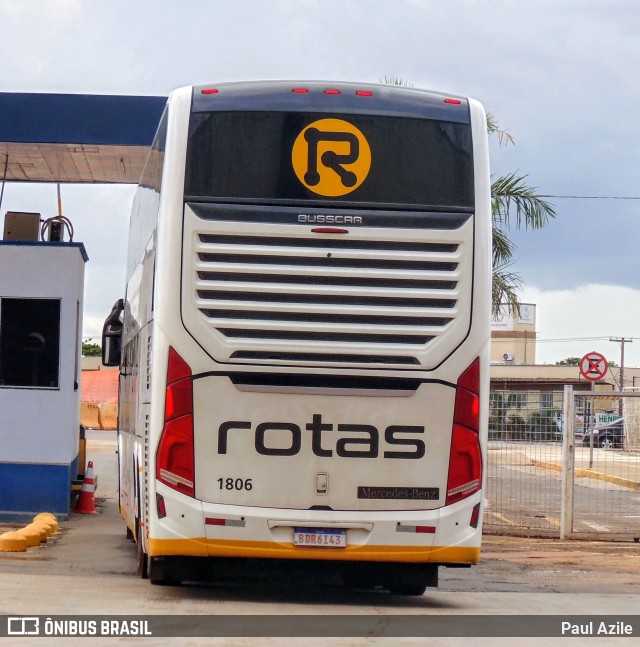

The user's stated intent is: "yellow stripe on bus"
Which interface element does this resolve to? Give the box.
[147,537,479,564]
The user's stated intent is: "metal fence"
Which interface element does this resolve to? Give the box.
[484,387,640,540]
[485,390,565,535]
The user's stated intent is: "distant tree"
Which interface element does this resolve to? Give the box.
[381,76,413,87]
[555,356,617,367]
[82,342,102,357]
[489,391,506,437]
[555,357,581,366]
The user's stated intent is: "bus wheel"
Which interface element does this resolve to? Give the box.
[386,564,437,596]
[126,525,134,541]
[148,556,181,586]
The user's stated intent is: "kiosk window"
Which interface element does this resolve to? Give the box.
[0,298,60,388]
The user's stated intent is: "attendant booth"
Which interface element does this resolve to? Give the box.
[0,213,87,520]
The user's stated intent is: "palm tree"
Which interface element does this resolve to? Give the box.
[488,114,555,316]
[381,79,555,316]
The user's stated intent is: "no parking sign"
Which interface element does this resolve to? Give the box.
[579,351,609,381]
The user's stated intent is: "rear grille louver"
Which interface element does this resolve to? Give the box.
[189,230,465,367]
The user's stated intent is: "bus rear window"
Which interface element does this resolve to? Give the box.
[185,111,474,210]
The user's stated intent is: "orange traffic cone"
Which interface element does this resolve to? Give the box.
[75,460,98,514]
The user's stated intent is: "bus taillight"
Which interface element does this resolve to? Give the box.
[157,347,195,498]
[446,358,482,505]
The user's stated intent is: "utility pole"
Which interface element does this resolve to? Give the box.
[610,337,633,417]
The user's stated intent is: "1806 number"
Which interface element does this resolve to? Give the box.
[217,477,253,491]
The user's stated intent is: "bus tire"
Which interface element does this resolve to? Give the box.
[148,556,181,586]
[386,563,437,596]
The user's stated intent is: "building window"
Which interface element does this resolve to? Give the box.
[0,298,60,388]
[540,392,553,410]
[507,392,526,409]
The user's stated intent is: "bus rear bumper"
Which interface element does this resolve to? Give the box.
[147,484,483,565]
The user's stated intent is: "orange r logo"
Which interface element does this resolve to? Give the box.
[292,118,371,197]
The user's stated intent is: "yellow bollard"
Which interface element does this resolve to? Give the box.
[25,523,49,542]
[33,512,58,525]
[32,519,58,538]
[0,531,28,552]
[16,525,43,547]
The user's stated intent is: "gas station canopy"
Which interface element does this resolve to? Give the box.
[0,93,167,184]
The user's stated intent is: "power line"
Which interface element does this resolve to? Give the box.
[492,335,640,344]
[535,337,635,344]
[538,194,640,200]
[533,336,612,343]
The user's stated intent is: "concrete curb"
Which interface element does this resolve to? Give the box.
[531,459,640,490]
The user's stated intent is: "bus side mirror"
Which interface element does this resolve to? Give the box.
[102,298,124,367]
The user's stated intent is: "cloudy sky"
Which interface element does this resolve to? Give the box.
[1,0,639,365]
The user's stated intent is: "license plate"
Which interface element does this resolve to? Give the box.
[294,528,346,548]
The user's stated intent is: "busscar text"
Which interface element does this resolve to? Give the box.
[298,214,363,225]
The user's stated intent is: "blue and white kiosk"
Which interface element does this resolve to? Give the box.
[0,221,88,519]
[0,91,166,519]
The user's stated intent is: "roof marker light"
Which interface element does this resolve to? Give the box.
[444,98,461,104]
[324,89,341,95]
[292,88,309,93]
[356,90,373,97]
[201,88,219,94]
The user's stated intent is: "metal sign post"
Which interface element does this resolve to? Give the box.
[579,352,609,469]
[561,385,575,539]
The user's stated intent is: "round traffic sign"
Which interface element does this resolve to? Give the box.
[579,351,609,381]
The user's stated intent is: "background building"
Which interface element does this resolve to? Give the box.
[491,303,537,365]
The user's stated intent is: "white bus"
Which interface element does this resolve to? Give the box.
[103,81,491,594]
